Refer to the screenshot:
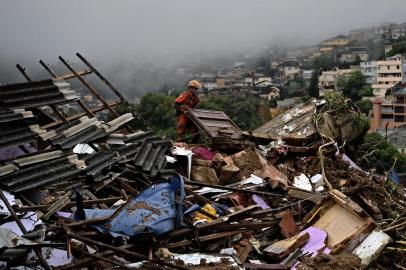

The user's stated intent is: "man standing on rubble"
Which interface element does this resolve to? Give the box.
[175,80,201,143]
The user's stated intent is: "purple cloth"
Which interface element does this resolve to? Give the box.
[299,227,330,256]
[290,227,330,270]
[192,147,216,160]
[252,195,270,209]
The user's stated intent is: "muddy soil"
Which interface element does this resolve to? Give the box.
[232,148,263,179]
[296,253,361,270]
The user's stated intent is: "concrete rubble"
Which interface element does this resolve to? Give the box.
[0,63,405,269]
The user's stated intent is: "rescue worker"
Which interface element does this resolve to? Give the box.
[175,80,201,142]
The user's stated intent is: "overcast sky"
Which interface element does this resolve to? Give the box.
[1,0,406,62]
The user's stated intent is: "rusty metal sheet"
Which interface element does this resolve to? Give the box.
[187,109,241,139]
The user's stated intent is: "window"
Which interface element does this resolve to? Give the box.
[395,115,405,122]
[397,65,400,69]
[395,106,404,113]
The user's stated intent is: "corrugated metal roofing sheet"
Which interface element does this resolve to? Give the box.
[82,151,119,182]
[105,130,155,145]
[0,79,78,110]
[0,154,86,192]
[133,138,172,176]
[0,110,41,150]
[0,109,35,124]
[47,114,135,149]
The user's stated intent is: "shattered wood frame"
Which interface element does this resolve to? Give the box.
[300,189,375,253]
[15,53,135,132]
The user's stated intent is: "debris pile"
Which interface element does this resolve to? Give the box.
[0,63,405,269]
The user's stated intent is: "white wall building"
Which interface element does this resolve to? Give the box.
[244,76,273,87]
[318,69,355,97]
[360,61,377,85]
[372,57,404,97]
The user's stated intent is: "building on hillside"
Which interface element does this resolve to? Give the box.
[175,68,187,76]
[276,98,301,110]
[403,62,406,83]
[384,41,393,54]
[338,47,369,63]
[376,22,406,40]
[321,35,351,47]
[370,87,406,131]
[360,61,377,85]
[378,127,406,155]
[225,77,250,88]
[349,28,377,41]
[280,60,301,80]
[318,68,355,97]
[257,86,281,101]
[302,70,314,81]
[320,47,334,54]
[281,79,305,98]
[372,56,404,97]
[194,72,217,91]
[286,46,319,60]
[201,80,217,91]
[244,75,273,88]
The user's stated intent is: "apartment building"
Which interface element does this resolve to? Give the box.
[360,61,377,84]
[280,60,301,80]
[318,68,355,97]
[370,87,406,131]
[372,57,403,97]
[338,47,369,63]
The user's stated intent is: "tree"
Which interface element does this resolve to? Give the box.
[118,92,272,140]
[308,69,319,98]
[340,70,366,102]
[355,99,373,115]
[353,55,361,65]
[386,40,406,57]
[349,133,406,174]
[198,95,268,130]
[135,93,176,137]
[312,54,335,71]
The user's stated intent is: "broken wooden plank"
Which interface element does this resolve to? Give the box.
[288,187,323,203]
[167,229,251,248]
[264,232,310,260]
[42,191,72,220]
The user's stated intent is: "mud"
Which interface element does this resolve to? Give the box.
[296,253,362,270]
[289,153,398,220]
[232,148,263,179]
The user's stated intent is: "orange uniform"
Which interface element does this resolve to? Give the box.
[175,90,200,142]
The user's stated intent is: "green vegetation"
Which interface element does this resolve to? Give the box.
[135,93,177,137]
[386,40,406,57]
[321,94,404,174]
[311,54,335,71]
[322,93,370,131]
[350,132,406,174]
[308,69,319,98]
[117,92,272,140]
[197,95,271,131]
[355,99,373,115]
[337,70,372,102]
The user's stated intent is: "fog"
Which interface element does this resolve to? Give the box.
[1,0,406,96]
